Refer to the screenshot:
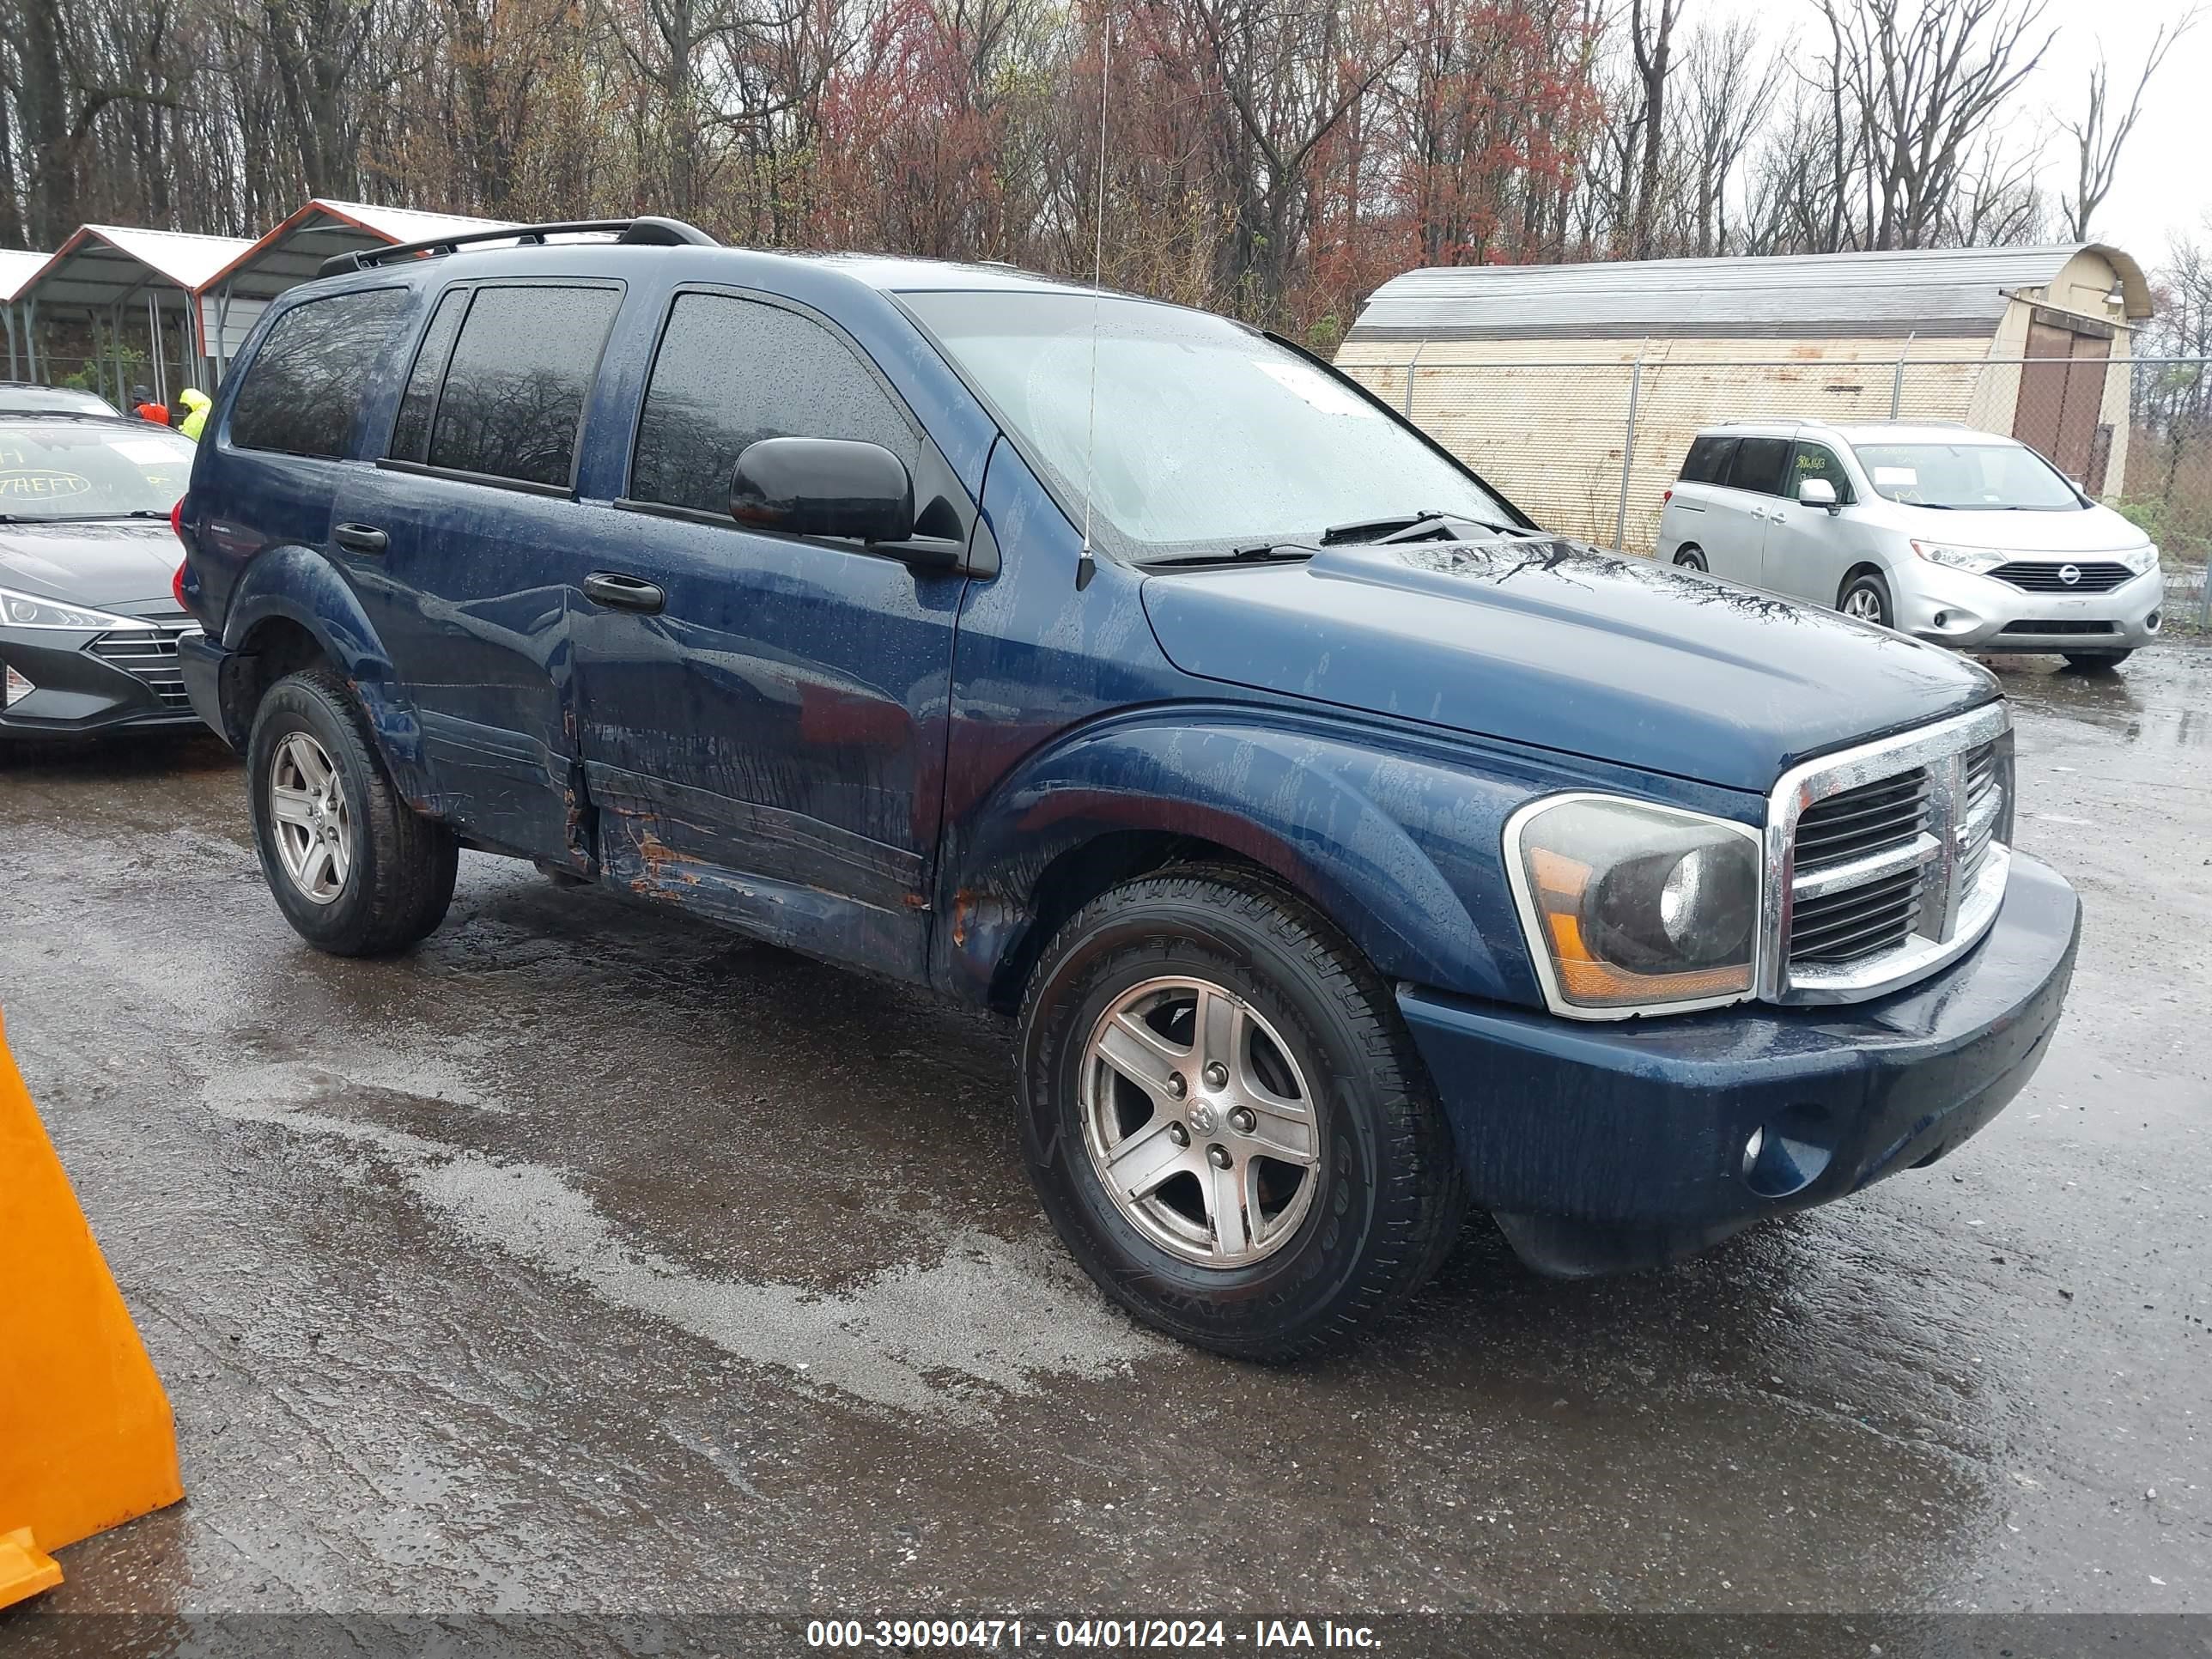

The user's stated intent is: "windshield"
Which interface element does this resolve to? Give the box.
[0,422,194,520]
[903,290,1521,557]
[1849,441,2083,511]
[0,387,118,416]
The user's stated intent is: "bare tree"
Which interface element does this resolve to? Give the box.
[1678,15,1784,256]
[1819,0,2055,250]
[1625,0,1680,259]
[2059,7,2200,240]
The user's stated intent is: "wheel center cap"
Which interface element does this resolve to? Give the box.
[1187,1100,1220,1137]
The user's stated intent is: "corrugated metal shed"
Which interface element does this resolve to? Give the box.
[1346,244,2154,343]
[200,198,515,301]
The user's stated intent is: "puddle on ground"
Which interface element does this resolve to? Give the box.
[1979,648,2212,750]
[199,1060,1163,1420]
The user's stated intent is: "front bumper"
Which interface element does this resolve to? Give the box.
[1399,851,2079,1276]
[0,623,205,739]
[1898,563,2164,653]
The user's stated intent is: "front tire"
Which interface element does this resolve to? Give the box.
[1839,571,1893,628]
[1018,864,1466,1361]
[247,667,458,955]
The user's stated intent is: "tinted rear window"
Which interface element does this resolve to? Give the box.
[230,289,410,459]
[1724,436,1792,496]
[427,285,621,489]
[630,293,921,516]
[1679,434,1735,484]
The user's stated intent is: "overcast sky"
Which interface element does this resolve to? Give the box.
[2023,0,2209,266]
[1717,0,2206,275]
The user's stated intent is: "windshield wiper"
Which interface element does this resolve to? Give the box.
[1144,544,1316,569]
[1322,510,1530,545]
[1322,510,1449,544]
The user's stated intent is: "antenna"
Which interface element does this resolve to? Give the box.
[1077,14,1111,592]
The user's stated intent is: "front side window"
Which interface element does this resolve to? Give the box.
[901,290,1521,558]
[0,422,195,520]
[630,293,921,516]
[427,284,621,489]
[1724,436,1792,496]
[230,288,410,459]
[1849,441,2084,511]
[1790,443,1851,502]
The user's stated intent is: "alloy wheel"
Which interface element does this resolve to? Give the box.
[268,732,353,904]
[1078,975,1321,1267]
[1842,586,1884,623]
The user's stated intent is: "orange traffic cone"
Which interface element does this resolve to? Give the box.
[0,1011,184,1608]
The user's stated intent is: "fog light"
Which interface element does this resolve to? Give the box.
[1741,1126,1765,1177]
[2147,611,2160,632]
[1933,611,1949,628]
[1,663,32,708]
[1741,1106,1835,1199]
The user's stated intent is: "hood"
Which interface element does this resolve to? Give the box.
[1139,538,1997,794]
[0,520,183,611]
[1877,499,2149,556]
[179,388,211,414]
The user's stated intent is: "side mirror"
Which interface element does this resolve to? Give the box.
[731,437,915,544]
[1797,477,1839,511]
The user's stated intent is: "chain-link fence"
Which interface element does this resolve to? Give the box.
[1344,352,2212,632]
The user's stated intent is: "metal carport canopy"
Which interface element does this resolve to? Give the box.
[19,225,252,313]
[0,248,51,381]
[0,249,48,305]
[198,198,514,302]
[14,225,252,401]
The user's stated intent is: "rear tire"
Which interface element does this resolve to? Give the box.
[247,666,458,956]
[1839,571,1893,629]
[2064,650,2132,672]
[1673,546,1707,572]
[1018,863,1467,1361]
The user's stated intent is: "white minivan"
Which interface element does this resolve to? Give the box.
[1656,421,2165,670]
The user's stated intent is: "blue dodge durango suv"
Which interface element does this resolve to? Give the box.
[175,218,2079,1358]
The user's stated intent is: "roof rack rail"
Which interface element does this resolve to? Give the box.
[319,216,717,279]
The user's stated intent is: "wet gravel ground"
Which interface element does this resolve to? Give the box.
[0,648,2206,1637]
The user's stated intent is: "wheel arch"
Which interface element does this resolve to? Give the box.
[1838,561,1888,608]
[934,710,1538,1015]
[218,544,431,803]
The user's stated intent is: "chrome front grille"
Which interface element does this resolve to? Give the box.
[1793,769,1929,872]
[1763,705,2013,1003]
[1989,560,2131,593]
[1960,740,2001,887]
[89,623,199,710]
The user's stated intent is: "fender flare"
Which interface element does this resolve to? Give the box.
[933,708,1540,1010]
[219,544,431,801]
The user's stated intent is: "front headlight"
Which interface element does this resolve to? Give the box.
[0,586,149,631]
[1911,540,2006,574]
[1506,795,1762,1018]
[2117,543,2159,574]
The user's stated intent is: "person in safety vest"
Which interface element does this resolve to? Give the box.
[131,386,171,425]
[177,388,210,441]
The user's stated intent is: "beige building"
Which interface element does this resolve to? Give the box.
[1335,245,2154,550]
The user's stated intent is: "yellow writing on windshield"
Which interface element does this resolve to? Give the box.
[0,471,93,499]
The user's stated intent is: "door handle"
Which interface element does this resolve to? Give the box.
[333,522,388,555]
[582,571,666,615]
